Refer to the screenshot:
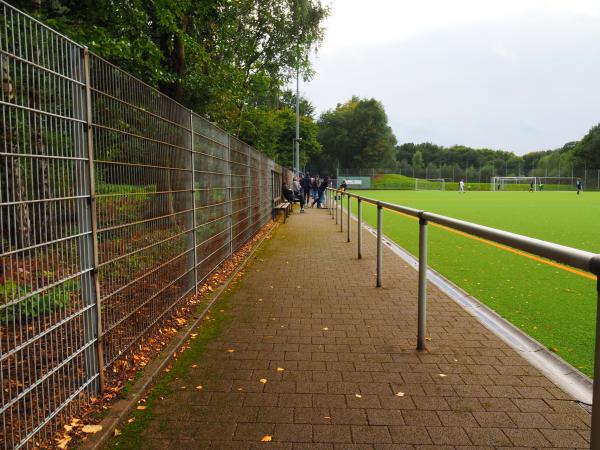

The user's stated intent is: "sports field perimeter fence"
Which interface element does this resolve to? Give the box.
[341,166,600,190]
[0,3,291,448]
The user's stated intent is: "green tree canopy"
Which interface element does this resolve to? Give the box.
[16,0,328,136]
[316,97,397,174]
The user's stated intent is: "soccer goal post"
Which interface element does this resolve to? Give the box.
[491,177,537,191]
[415,178,445,191]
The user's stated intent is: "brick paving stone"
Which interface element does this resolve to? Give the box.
[465,427,512,446]
[313,424,353,443]
[124,209,591,448]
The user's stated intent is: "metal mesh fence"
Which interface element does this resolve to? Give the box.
[0,3,289,448]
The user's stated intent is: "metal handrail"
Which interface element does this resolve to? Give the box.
[326,187,600,449]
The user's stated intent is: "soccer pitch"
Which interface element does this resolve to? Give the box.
[349,190,600,376]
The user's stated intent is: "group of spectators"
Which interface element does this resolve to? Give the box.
[282,173,331,212]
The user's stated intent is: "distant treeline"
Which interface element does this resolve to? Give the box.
[312,95,600,177]
[396,123,600,177]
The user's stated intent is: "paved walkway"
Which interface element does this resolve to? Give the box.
[132,207,590,449]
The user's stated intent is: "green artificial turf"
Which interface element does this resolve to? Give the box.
[349,190,599,376]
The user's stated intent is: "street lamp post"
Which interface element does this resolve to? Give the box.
[295,65,300,174]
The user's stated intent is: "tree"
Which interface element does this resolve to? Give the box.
[573,124,600,169]
[316,97,397,174]
[412,150,424,171]
[14,0,329,136]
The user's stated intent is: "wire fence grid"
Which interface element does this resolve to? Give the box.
[0,3,290,448]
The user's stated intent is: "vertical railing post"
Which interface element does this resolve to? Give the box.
[189,112,198,293]
[335,192,338,224]
[417,216,428,351]
[340,192,344,232]
[376,204,382,287]
[82,48,104,392]
[591,277,600,449]
[346,194,351,242]
[357,198,362,259]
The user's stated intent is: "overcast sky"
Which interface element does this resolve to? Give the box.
[302,0,600,155]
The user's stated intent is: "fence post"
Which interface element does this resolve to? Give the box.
[340,192,344,232]
[376,204,382,287]
[347,195,351,242]
[417,216,428,351]
[190,112,198,292]
[228,135,233,257]
[82,48,104,392]
[357,199,362,259]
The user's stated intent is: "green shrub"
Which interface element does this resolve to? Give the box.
[0,279,78,323]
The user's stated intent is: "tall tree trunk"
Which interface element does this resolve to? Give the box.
[2,55,31,249]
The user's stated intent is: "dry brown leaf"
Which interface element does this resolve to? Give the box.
[261,435,272,442]
[136,405,147,410]
[425,337,432,341]
[227,349,236,353]
[395,392,405,397]
[259,378,268,384]
[196,385,203,390]
[355,394,362,398]
[81,424,103,434]
[63,424,73,432]
[70,418,81,426]
[191,364,198,368]
[322,327,329,331]
[257,298,263,302]
[127,418,135,423]
[323,416,331,420]
[114,428,122,437]
[56,435,72,449]
[439,373,447,377]
[276,367,285,372]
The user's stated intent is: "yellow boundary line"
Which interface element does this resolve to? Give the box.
[376,206,596,281]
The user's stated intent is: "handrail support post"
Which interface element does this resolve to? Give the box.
[417,217,428,351]
[590,276,600,448]
[376,204,383,287]
[347,194,351,242]
[357,198,362,259]
[340,192,344,232]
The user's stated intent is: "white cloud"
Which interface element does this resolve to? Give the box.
[302,0,600,153]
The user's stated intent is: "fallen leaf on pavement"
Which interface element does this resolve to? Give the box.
[261,435,272,442]
[196,385,203,390]
[276,367,285,372]
[355,394,362,398]
[136,405,146,410]
[395,392,405,397]
[82,424,103,434]
[260,378,268,384]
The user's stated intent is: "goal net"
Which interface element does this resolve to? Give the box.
[415,178,445,191]
[491,177,537,191]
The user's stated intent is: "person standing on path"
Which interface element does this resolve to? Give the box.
[311,175,320,207]
[303,172,311,205]
[318,176,330,208]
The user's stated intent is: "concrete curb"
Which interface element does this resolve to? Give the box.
[344,207,593,405]
[78,222,279,450]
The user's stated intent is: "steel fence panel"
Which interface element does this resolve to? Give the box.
[191,113,231,284]
[0,3,99,448]
[1,3,291,447]
[88,55,196,370]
